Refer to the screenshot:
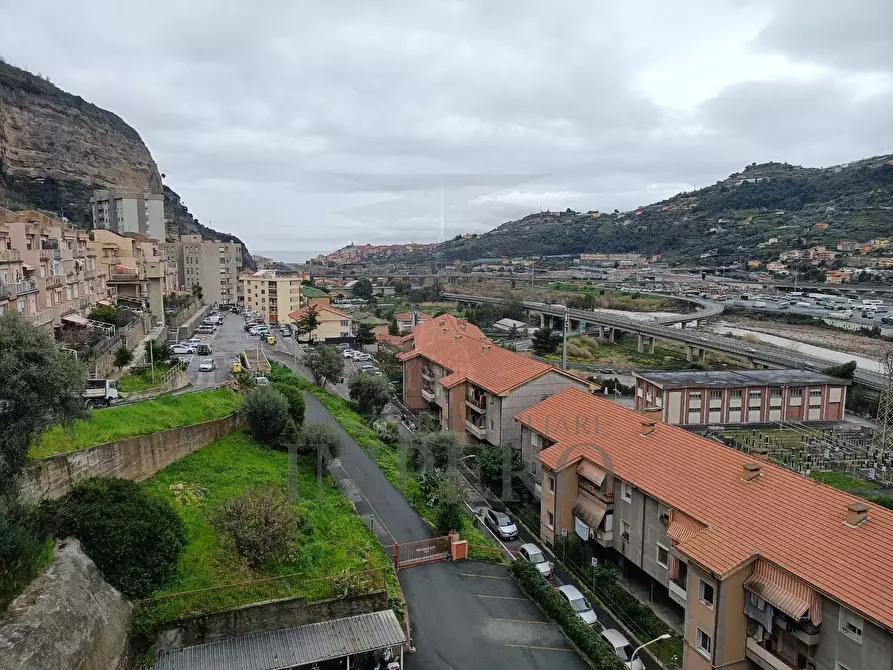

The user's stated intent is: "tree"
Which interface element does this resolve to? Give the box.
[434,475,466,535]
[355,323,377,346]
[211,486,299,569]
[306,344,344,388]
[191,283,204,302]
[373,419,401,445]
[295,420,344,458]
[113,345,133,370]
[273,382,306,426]
[823,360,857,380]
[349,372,392,415]
[478,443,522,495]
[409,431,463,471]
[145,340,173,365]
[243,386,291,444]
[352,278,374,300]
[295,305,321,342]
[51,477,185,598]
[388,317,400,336]
[531,326,561,355]
[87,305,122,328]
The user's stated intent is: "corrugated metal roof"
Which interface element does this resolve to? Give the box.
[154,609,406,670]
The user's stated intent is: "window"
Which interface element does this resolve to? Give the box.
[791,388,802,398]
[547,475,555,493]
[621,520,630,542]
[621,481,632,502]
[657,543,669,568]
[696,628,712,659]
[710,390,722,400]
[699,579,714,609]
[749,390,761,399]
[489,419,494,431]
[546,510,554,528]
[810,389,822,397]
[689,391,701,401]
[731,390,742,399]
[341,320,349,327]
[771,389,782,397]
[839,608,863,643]
[529,459,537,474]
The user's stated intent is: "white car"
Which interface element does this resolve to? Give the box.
[183,338,202,347]
[342,350,355,358]
[198,359,216,372]
[172,344,196,355]
[353,353,373,362]
[518,543,553,578]
[600,629,644,670]
[557,584,598,627]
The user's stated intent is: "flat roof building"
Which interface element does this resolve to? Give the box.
[91,188,165,242]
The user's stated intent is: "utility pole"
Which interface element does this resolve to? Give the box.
[561,305,568,371]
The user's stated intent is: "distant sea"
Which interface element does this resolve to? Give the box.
[253,250,330,264]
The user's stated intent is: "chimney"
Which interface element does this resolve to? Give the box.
[846,502,869,527]
[752,446,769,461]
[742,463,761,482]
[640,420,656,437]
[482,344,491,353]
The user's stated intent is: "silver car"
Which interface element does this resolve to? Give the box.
[557,584,597,627]
[518,543,553,578]
[601,629,645,670]
[198,359,216,372]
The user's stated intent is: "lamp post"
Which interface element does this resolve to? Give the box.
[631,633,671,664]
[561,305,569,371]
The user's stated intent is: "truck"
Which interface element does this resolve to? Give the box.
[83,379,118,408]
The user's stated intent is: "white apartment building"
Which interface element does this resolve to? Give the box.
[91,188,166,242]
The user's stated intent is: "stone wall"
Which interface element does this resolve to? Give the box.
[176,304,211,341]
[119,369,189,402]
[154,590,389,652]
[91,313,153,379]
[25,413,242,500]
[0,539,134,670]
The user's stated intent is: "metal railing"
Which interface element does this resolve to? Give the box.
[0,248,21,262]
[45,274,65,289]
[16,278,39,294]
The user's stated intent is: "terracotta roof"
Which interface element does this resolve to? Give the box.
[376,334,403,346]
[517,388,893,631]
[395,311,434,321]
[287,305,351,320]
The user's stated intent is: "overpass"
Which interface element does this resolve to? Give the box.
[443,292,885,392]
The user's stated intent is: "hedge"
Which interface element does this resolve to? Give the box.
[509,559,624,669]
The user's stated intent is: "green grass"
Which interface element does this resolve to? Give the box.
[133,430,397,632]
[812,471,881,492]
[545,335,739,372]
[117,362,178,392]
[31,389,243,459]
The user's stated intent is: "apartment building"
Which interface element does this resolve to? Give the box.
[241,270,303,324]
[91,188,165,241]
[0,208,108,329]
[399,314,588,446]
[287,305,352,342]
[518,388,893,670]
[162,234,243,306]
[299,285,332,308]
[396,310,433,334]
[633,370,849,426]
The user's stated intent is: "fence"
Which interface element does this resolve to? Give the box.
[384,536,451,569]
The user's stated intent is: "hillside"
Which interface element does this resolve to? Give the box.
[0,59,254,269]
[420,155,893,265]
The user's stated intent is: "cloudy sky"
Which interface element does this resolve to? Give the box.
[3,0,892,260]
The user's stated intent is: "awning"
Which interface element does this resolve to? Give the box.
[62,313,90,326]
[577,461,606,486]
[667,511,705,545]
[22,263,35,271]
[154,609,406,670]
[573,494,606,530]
[743,560,821,625]
[96,299,112,307]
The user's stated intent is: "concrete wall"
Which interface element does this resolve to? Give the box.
[685,562,719,670]
[715,565,749,669]
[120,369,189,402]
[613,476,646,568]
[0,538,134,670]
[816,597,893,670]
[25,413,242,500]
[497,371,588,447]
[154,590,389,652]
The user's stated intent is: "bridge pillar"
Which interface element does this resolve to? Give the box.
[649,336,655,354]
[686,345,694,362]
[637,333,645,353]
[607,327,615,344]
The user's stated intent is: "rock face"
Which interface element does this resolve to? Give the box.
[0,60,255,269]
[0,538,133,670]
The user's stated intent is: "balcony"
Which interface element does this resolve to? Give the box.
[16,278,39,295]
[108,271,142,283]
[421,386,436,402]
[39,250,52,262]
[26,309,54,328]
[465,418,487,440]
[578,477,614,505]
[45,274,66,289]
[594,528,613,547]
[72,248,86,258]
[0,248,21,262]
[466,395,487,413]
[668,578,687,607]
[0,283,8,300]
[745,636,799,670]
[421,366,434,381]
[84,268,99,280]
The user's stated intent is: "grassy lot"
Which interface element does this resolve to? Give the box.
[545,335,740,371]
[31,389,242,459]
[811,471,882,492]
[134,430,397,633]
[118,362,178,392]
[268,364,502,561]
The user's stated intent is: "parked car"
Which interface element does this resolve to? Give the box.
[557,584,597,627]
[254,376,270,387]
[354,353,373,362]
[342,349,355,358]
[172,344,196,355]
[197,324,215,334]
[745,347,757,354]
[600,629,644,670]
[483,508,518,540]
[198,359,216,372]
[518,543,553,577]
[183,338,202,347]
[196,344,213,355]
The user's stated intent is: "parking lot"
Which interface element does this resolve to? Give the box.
[175,311,248,388]
[401,561,589,670]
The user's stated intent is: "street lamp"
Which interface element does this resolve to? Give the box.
[631,633,671,663]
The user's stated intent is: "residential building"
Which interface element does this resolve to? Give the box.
[825,269,852,284]
[399,314,588,446]
[779,250,803,261]
[372,284,396,297]
[352,311,390,338]
[837,241,858,252]
[766,261,788,273]
[287,305,352,342]
[162,234,243,306]
[87,230,167,319]
[633,370,849,426]
[518,388,893,670]
[241,269,303,324]
[91,188,165,241]
[300,285,332,308]
[1,208,107,329]
[396,310,434,334]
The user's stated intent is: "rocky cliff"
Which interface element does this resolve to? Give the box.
[0,60,254,269]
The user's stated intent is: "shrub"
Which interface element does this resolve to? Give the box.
[210,486,299,569]
[373,419,400,445]
[52,478,185,599]
[273,382,306,426]
[296,420,344,458]
[418,468,449,507]
[348,372,391,415]
[433,475,466,535]
[243,386,291,444]
[409,431,462,471]
[145,340,173,365]
[114,345,134,370]
[510,560,623,669]
[0,495,49,609]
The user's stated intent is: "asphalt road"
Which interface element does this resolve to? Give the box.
[732,298,890,327]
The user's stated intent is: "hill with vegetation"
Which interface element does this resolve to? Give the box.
[0,59,254,269]
[420,155,893,265]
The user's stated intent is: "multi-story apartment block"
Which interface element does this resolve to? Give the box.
[633,370,849,426]
[0,208,108,329]
[91,188,165,241]
[241,270,304,324]
[399,314,588,446]
[518,388,893,670]
[395,310,433,334]
[162,235,243,306]
[287,305,352,342]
